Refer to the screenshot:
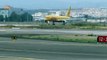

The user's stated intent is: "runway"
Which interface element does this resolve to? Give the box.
[0,37,107,60]
[0,29,107,35]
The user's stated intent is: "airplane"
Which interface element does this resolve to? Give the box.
[45,6,71,25]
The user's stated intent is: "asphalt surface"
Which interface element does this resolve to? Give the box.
[0,37,107,60]
[0,29,107,35]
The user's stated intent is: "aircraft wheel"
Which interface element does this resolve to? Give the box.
[52,21,55,25]
[62,21,66,25]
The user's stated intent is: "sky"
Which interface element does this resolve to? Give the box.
[0,0,107,9]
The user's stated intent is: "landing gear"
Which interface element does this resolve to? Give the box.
[52,21,66,25]
[45,21,50,25]
[52,21,55,25]
[45,20,66,25]
[62,21,66,25]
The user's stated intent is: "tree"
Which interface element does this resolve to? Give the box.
[6,12,33,22]
[5,16,9,22]
[0,15,4,22]
[21,12,33,22]
[9,12,21,22]
[84,14,89,22]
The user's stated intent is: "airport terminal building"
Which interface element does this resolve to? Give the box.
[0,5,25,18]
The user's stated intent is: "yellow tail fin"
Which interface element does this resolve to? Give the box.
[66,6,71,17]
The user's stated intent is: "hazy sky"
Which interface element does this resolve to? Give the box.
[0,0,107,9]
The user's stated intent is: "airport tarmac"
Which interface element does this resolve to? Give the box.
[0,37,107,60]
[0,29,107,35]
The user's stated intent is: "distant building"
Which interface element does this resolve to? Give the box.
[0,5,26,22]
[48,11,65,16]
[72,8,107,18]
[32,10,66,21]
[0,5,25,17]
[0,8,9,18]
[32,12,48,21]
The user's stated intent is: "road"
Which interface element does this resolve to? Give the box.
[0,29,107,35]
[0,37,107,60]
